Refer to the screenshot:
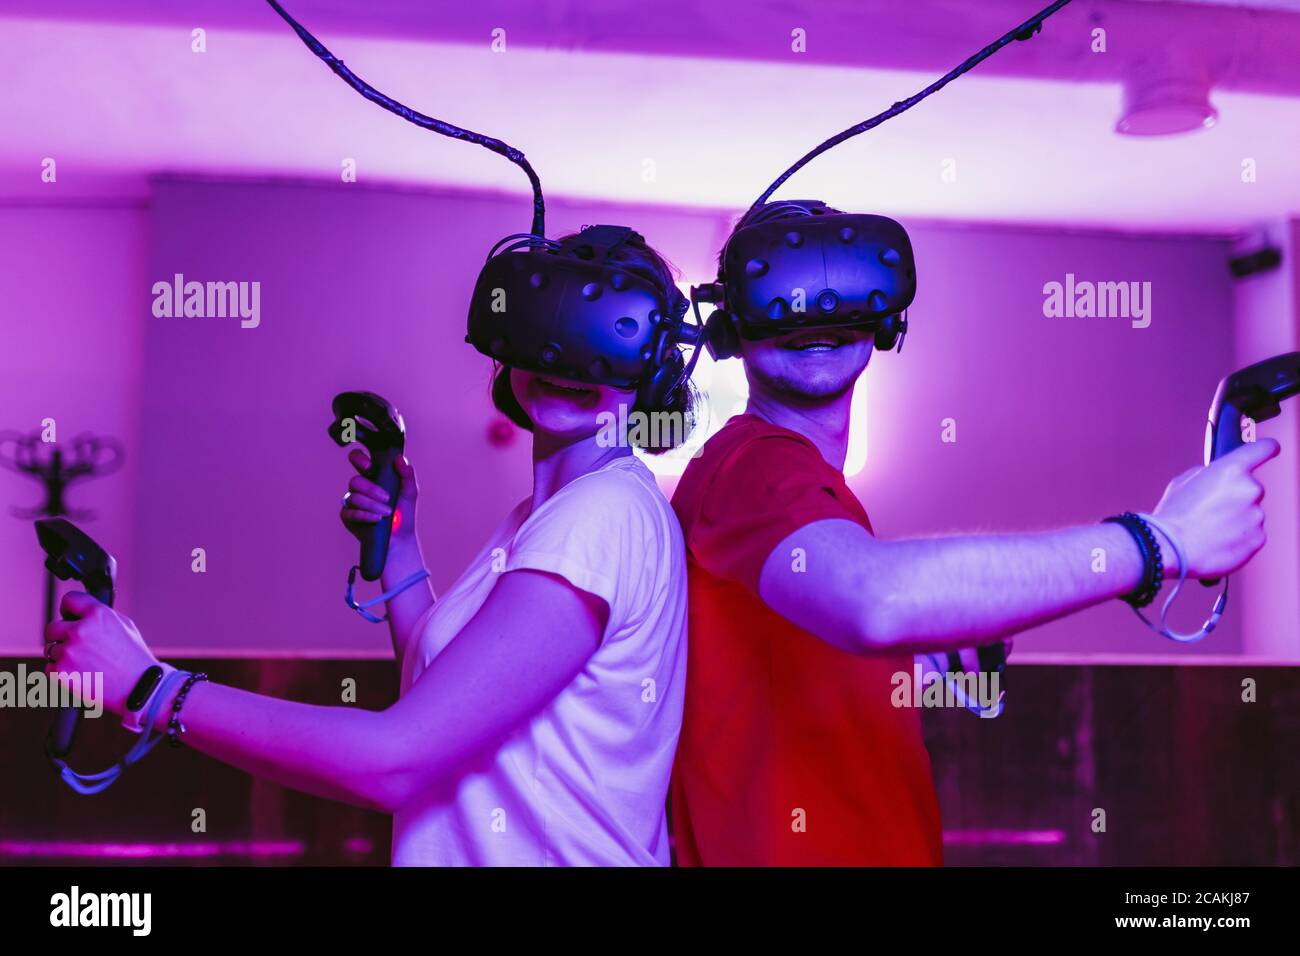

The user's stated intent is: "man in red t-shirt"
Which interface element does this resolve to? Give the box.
[669,205,1278,867]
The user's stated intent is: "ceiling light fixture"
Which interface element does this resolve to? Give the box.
[1117,58,1218,136]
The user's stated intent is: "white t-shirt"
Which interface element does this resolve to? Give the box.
[391,455,688,866]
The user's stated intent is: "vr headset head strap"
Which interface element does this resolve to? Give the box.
[558,225,643,263]
[720,199,832,282]
[561,223,689,325]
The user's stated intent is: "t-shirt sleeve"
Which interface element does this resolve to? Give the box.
[503,466,664,636]
[688,434,859,593]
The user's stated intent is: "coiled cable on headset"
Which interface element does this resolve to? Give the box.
[266,1,547,237]
[745,200,825,227]
[749,0,1076,213]
[487,233,562,260]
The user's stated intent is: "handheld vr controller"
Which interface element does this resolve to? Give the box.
[35,518,192,793]
[328,391,406,582]
[1205,351,1300,465]
[34,517,117,759]
[1120,352,1299,638]
[1198,351,1300,587]
[975,641,1007,714]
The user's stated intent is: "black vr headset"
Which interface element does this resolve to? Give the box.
[694,200,916,360]
[465,226,696,410]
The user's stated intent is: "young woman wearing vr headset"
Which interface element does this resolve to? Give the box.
[42,4,701,866]
[46,224,700,865]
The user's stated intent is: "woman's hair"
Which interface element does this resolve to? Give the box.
[490,231,699,454]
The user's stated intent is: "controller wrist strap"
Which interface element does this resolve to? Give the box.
[1131,512,1228,644]
[345,566,431,623]
[51,668,191,795]
[923,654,1005,719]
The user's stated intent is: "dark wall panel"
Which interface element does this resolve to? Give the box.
[2,660,1296,866]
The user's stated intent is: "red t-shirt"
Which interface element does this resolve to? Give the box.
[670,414,943,866]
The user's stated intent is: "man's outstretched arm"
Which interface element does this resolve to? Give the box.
[759,439,1278,655]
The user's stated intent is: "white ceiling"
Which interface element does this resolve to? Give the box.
[1138,0,1300,10]
[1,1,1297,235]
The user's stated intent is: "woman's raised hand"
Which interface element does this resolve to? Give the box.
[340,449,420,548]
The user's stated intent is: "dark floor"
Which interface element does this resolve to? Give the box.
[1,658,1296,866]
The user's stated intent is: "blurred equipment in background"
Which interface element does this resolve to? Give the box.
[1229,245,1283,279]
[0,428,122,629]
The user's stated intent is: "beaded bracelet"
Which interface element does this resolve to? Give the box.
[167,672,209,748]
[1102,512,1164,609]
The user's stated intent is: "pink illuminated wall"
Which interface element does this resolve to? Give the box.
[0,203,148,651]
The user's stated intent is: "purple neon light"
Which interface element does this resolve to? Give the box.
[342,837,374,855]
[942,829,1065,846]
[5,834,1056,856]
[0,839,306,859]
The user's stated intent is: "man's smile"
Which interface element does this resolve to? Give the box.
[781,330,852,352]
